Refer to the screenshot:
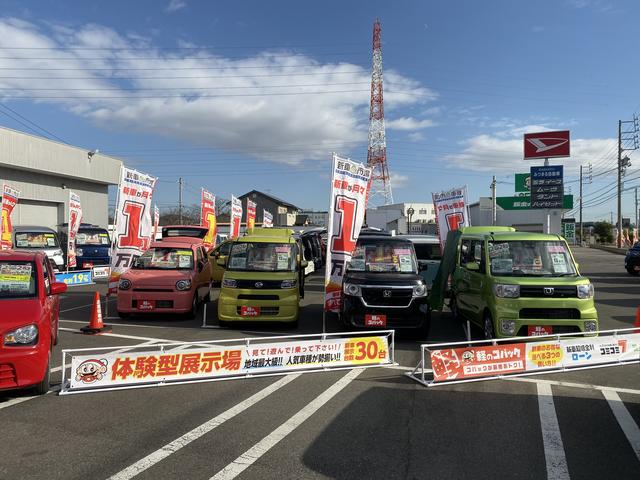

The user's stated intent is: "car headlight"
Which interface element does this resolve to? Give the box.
[222,278,237,288]
[118,278,132,290]
[493,284,520,298]
[577,283,594,299]
[76,248,84,257]
[343,283,361,297]
[281,279,297,289]
[500,320,516,335]
[176,279,192,291]
[412,283,427,297]
[584,320,598,332]
[4,325,38,346]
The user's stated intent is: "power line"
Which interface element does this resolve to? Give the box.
[0,102,67,143]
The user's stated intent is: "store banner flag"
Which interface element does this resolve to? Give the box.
[263,209,273,228]
[66,191,83,269]
[230,195,243,238]
[0,184,20,250]
[201,189,217,249]
[152,204,160,241]
[246,199,257,230]
[108,167,157,294]
[432,186,470,251]
[324,154,372,312]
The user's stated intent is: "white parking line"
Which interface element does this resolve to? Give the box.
[60,297,115,313]
[108,373,301,480]
[211,368,363,480]
[58,327,171,343]
[537,383,570,480]
[60,319,179,330]
[508,377,640,396]
[602,390,640,462]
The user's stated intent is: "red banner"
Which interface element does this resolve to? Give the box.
[230,195,242,239]
[246,199,256,230]
[201,189,217,249]
[1,184,20,250]
[67,191,83,268]
[430,343,526,382]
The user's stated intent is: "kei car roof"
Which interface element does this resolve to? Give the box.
[0,249,44,261]
[464,231,563,242]
[149,240,200,249]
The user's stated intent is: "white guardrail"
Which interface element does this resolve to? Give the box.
[407,327,640,387]
[60,330,395,395]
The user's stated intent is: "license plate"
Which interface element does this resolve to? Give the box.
[138,300,155,311]
[365,314,387,327]
[528,325,552,336]
[83,262,94,269]
[241,306,260,317]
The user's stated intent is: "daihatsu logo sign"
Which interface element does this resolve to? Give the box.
[524,130,570,160]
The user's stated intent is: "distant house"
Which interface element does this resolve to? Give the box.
[238,190,300,227]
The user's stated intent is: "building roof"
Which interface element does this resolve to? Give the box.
[238,190,300,210]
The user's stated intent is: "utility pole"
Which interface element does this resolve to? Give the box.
[618,116,639,247]
[178,177,183,225]
[579,165,583,246]
[491,176,497,225]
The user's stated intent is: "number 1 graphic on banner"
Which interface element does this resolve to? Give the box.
[119,201,147,250]
[331,196,357,254]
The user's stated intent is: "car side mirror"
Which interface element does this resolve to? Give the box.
[216,255,227,267]
[466,261,480,272]
[300,260,308,268]
[50,282,67,295]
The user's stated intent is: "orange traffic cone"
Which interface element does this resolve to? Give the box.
[635,306,640,329]
[81,292,112,334]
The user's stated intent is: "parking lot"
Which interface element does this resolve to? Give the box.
[1,247,639,479]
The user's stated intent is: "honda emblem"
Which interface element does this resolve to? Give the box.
[382,290,392,298]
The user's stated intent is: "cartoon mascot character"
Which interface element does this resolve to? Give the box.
[75,358,108,384]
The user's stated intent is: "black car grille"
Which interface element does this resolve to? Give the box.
[519,308,581,320]
[237,294,279,301]
[519,286,577,298]
[361,288,413,307]
[235,279,284,289]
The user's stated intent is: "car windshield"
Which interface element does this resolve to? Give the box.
[132,247,194,270]
[76,229,111,246]
[228,242,295,272]
[413,242,442,261]
[15,232,59,249]
[0,261,37,299]
[488,240,577,277]
[348,241,418,273]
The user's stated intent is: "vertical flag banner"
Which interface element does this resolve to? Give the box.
[246,199,257,230]
[108,167,157,294]
[230,195,243,239]
[263,209,273,228]
[1,184,20,250]
[324,154,372,312]
[201,189,217,249]
[67,191,83,269]
[432,186,470,251]
[152,204,160,241]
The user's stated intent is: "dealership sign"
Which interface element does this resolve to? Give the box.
[524,130,570,160]
[530,165,564,209]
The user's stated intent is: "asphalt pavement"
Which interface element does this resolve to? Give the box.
[1,247,639,479]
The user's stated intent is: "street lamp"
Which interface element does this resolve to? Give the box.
[407,207,415,234]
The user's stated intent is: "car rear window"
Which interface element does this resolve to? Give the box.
[15,232,59,249]
[76,229,111,246]
[413,243,442,261]
[0,261,37,299]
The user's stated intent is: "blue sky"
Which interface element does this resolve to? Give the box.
[0,0,638,221]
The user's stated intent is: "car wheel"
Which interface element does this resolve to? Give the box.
[626,267,639,276]
[449,295,460,321]
[33,352,51,396]
[483,312,495,340]
[186,294,198,319]
[117,311,130,319]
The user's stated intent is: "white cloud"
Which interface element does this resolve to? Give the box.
[390,172,409,188]
[165,0,186,13]
[386,117,436,131]
[407,132,425,142]
[0,18,434,165]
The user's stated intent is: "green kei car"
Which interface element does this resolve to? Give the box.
[450,227,598,339]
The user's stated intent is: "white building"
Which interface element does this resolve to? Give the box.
[366,202,437,234]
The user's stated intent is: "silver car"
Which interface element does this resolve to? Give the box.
[13,225,66,271]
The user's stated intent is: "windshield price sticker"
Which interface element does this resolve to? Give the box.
[399,255,413,272]
[551,253,568,273]
[0,264,32,292]
[230,257,246,269]
[491,258,513,273]
[276,252,289,270]
[489,243,510,258]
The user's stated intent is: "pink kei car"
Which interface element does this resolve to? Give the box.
[116,239,212,319]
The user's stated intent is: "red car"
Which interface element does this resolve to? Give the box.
[0,250,67,395]
[116,239,212,318]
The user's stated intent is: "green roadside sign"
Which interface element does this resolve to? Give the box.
[496,195,573,210]
[515,173,531,195]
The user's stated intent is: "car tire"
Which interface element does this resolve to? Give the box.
[483,312,496,340]
[449,295,460,321]
[288,318,299,329]
[186,295,198,319]
[33,352,51,396]
[118,311,130,319]
[626,267,639,276]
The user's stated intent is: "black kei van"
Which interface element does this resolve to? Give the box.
[341,235,430,337]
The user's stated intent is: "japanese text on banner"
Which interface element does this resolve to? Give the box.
[67,191,82,269]
[230,195,243,239]
[0,184,20,250]
[201,189,216,249]
[432,186,469,251]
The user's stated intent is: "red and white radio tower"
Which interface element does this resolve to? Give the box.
[367,19,393,205]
